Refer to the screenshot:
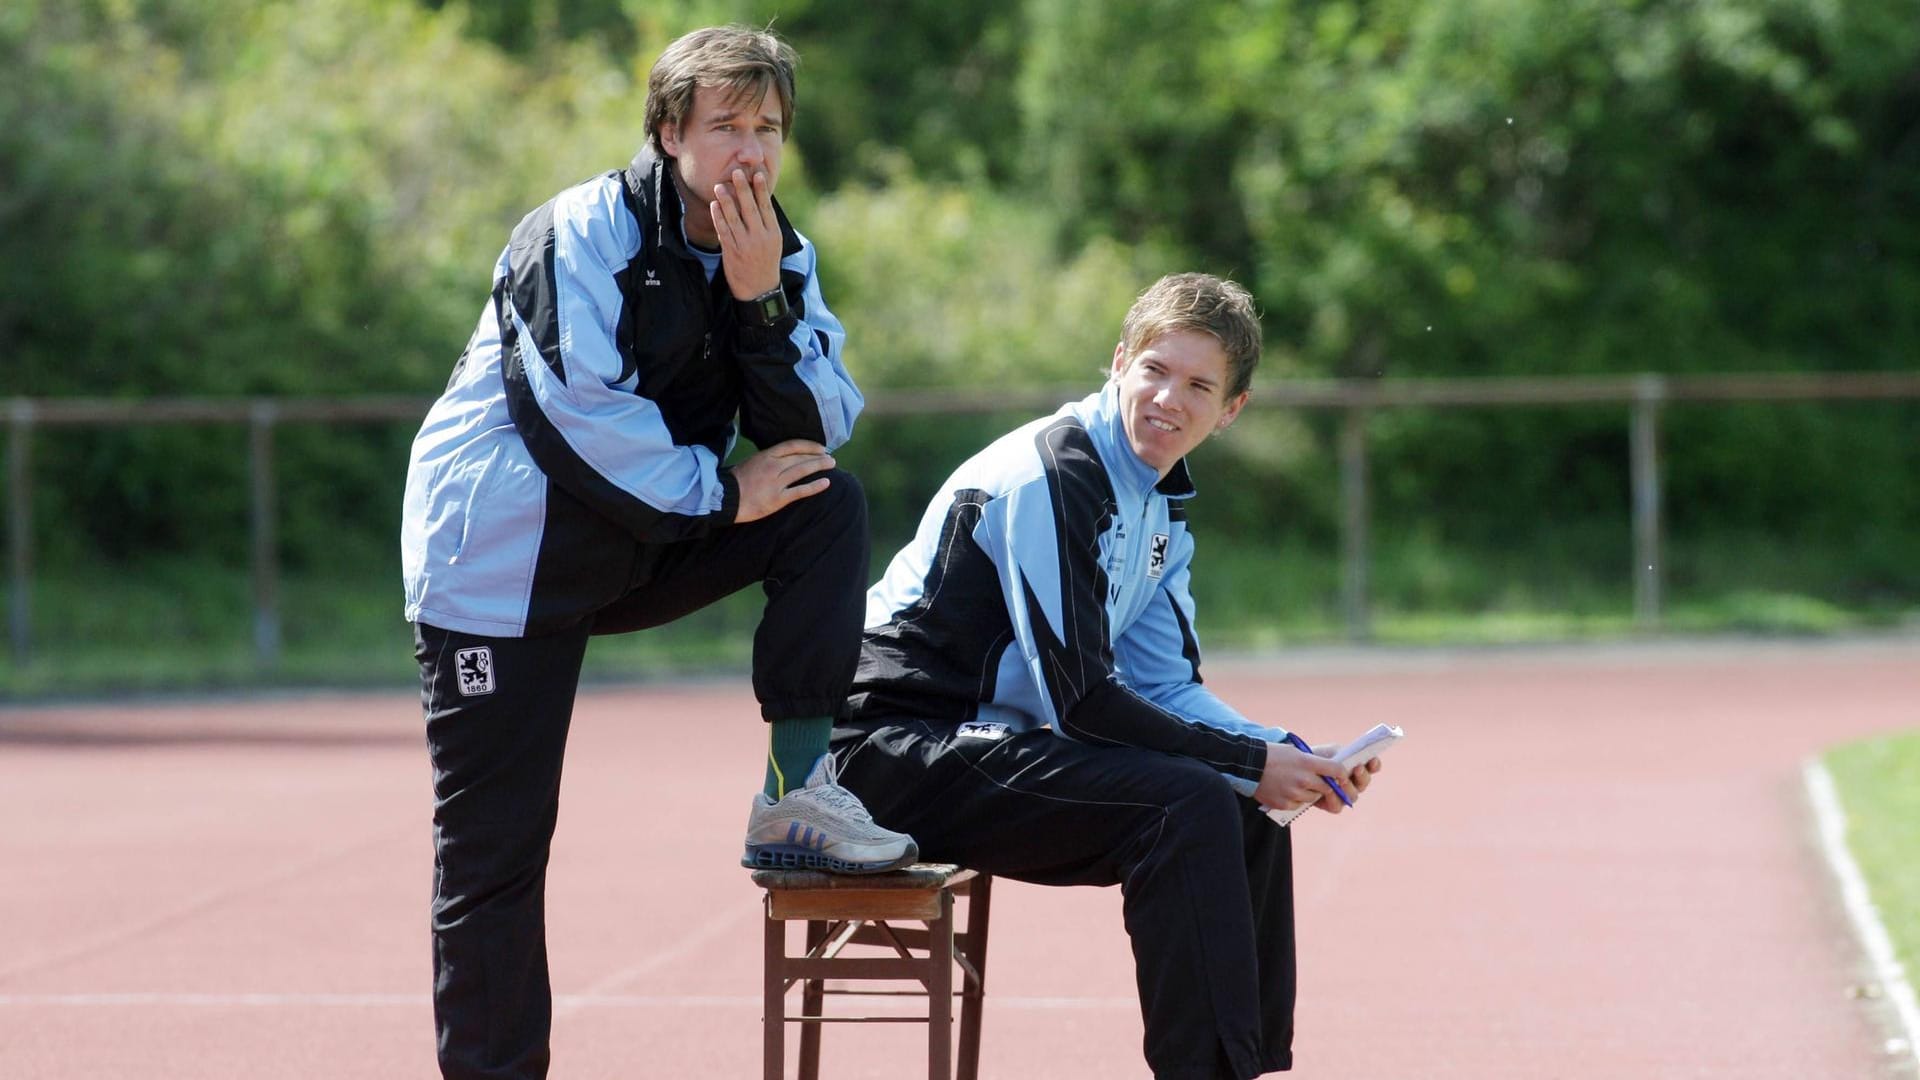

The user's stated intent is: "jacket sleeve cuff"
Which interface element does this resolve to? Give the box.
[733,315,802,359]
[716,466,742,526]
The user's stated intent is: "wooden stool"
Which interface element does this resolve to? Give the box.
[754,864,992,1080]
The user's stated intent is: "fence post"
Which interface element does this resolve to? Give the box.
[7,400,31,666]
[1339,404,1372,642]
[1630,376,1665,629]
[249,400,281,667]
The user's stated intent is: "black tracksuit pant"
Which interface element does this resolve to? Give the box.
[831,715,1296,1080]
[416,471,867,1080]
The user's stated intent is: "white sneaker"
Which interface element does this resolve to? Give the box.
[742,755,918,874]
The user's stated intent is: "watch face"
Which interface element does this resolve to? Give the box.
[747,287,790,325]
[737,282,791,322]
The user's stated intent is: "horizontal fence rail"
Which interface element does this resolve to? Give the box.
[7,372,1920,665]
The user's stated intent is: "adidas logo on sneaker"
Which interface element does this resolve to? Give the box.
[742,755,917,874]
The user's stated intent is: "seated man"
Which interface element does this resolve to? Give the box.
[832,273,1381,1080]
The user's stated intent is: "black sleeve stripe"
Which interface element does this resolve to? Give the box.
[503,200,567,387]
[1020,570,1087,723]
[1033,419,1117,716]
[1022,419,1264,780]
[890,490,995,633]
[853,490,1019,722]
[1060,683,1266,780]
[1168,591,1204,684]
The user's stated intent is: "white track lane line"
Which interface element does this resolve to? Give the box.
[1804,760,1920,1069]
[0,992,1136,1010]
[552,904,758,1017]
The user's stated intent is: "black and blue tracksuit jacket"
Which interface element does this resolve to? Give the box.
[401,147,858,637]
[849,384,1289,791]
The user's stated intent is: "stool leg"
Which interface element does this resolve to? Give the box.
[764,904,785,1080]
[928,892,954,1080]
[957,876,993,1080]
[798,920,828,1080]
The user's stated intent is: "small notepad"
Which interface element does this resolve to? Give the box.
[1265,723,1405,827]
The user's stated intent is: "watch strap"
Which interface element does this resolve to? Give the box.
[736,285,791,327]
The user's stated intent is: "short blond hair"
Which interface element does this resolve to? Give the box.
[1119,274,1262,398]
[644,26,798,155]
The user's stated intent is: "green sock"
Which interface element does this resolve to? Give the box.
[764,716,832,800]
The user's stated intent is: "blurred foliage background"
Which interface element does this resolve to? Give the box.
[2,0,1917,692]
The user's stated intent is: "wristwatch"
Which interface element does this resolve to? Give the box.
[736,284,791,327]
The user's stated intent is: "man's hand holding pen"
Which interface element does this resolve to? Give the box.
[1254,734,1385,816]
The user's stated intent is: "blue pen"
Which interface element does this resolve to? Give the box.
[1283,731,1354,808]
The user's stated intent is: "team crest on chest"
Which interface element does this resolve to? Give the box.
[1147,533,1170,578]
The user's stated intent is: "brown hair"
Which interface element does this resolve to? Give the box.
[1119,273,1262,398]
[644,25,799,154]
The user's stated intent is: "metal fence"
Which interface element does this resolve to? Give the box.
[8,371,1920,665]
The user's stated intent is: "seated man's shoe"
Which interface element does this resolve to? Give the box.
[743,755,919,874]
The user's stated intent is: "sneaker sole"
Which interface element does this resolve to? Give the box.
[741,842,919,875]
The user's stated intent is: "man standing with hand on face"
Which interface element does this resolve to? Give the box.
[401,25,915,1080]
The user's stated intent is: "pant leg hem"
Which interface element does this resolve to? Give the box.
[760,697,844,722]
[1151,1064,1224,1080]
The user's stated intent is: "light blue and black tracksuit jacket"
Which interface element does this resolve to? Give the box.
[848,384,1288,792]
[401,147,860,638]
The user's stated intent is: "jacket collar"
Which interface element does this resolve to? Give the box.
[624,145,804,262]
[1070,383,1198,503]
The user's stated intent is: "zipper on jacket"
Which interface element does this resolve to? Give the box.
[1107,491,1157,622]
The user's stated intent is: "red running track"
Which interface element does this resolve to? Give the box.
[1,640,1915,1079]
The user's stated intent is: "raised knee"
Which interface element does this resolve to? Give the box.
[819,467,865,519]
[787,467,866,529]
